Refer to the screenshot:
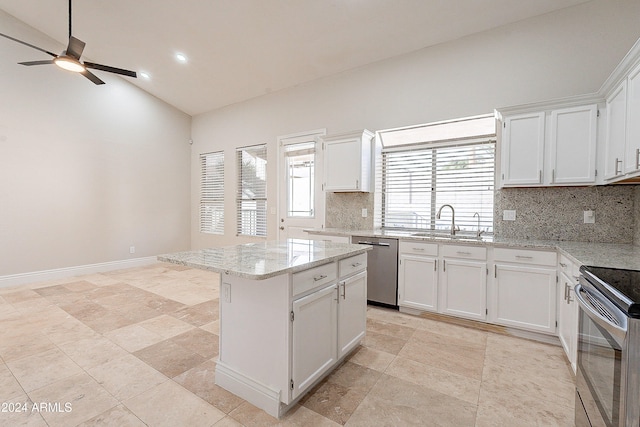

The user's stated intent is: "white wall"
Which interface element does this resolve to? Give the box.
[0,10,192,276]
[190,0,640,249]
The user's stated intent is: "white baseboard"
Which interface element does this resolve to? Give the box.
[0,256,159,289]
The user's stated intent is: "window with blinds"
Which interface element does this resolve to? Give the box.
[237,144,267,236]
[200,151,224,234]
[379,116,495,233]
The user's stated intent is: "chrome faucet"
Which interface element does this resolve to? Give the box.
[473,212,484,238]
[436,204,456,235]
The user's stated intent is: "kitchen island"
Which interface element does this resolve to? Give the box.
[158,239,370,418]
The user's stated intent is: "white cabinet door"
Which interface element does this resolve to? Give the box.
[337,271,367,359]
[440,258,487,321]
[501,112,545,186]
[494,264,556,334]
[549,105,598,185]
[398,253,438,312]
[291,283,337,399]
[558,272,578,373]
[604,81,627,180]
[323,130,373,192]
[625,62,640,175]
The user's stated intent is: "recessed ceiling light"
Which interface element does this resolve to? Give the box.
[139,71,150,79]
[175,53,187,63]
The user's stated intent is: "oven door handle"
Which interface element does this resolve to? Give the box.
[575,284,627,344]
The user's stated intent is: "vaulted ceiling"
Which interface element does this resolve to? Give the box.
[0,0,591,116]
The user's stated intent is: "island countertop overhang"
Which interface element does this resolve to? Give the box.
[158,238,371,280]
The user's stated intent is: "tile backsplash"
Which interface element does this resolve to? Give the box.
[325,192,375,230]
[494,186,635,243]
[326,185,639,244]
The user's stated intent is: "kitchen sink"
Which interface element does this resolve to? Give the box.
[410,231,485,241]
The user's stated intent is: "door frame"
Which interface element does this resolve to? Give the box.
[276,129,326,240]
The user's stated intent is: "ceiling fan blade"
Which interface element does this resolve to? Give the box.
[84,61,137,78]
[0,32,58,57]
[81,69,105,85]
[19,60,55,66]
[66,36,85,59]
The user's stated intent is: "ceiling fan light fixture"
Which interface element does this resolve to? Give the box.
[53,55,86,73]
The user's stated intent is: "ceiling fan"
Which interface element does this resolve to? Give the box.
[0,0,136,85]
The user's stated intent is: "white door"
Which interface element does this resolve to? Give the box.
[278,130,326,240]
[337,271,367,359]
[604,81,627,180]
[291,283,337,400]
[625,62,640,174]
[398,254,438,312]
[440,258,487,321]
[493,264,556,333]
[549,105,598,185]
[501,112,545,186]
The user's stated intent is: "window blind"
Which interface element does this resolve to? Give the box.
[200,151,224,234]
[237,144,267,236]
[380,140,495,233]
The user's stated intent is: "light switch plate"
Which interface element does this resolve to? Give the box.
[361,208,368,218]
[223,283,231,303]
[503,210,516,221]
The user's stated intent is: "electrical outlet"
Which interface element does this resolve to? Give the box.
[584,210,595,224]
[129,246,135,254]
[361,208,368,218]
[503,210,516,221]
[223,283,231,303]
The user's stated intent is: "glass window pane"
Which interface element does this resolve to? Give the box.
[287,150,315,217]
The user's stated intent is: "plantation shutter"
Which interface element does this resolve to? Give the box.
[200,151,224,234]
[236,144,267,236]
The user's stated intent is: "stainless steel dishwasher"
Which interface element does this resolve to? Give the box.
[351,236,398,309]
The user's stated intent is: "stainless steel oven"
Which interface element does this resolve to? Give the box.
[576,266,640,427]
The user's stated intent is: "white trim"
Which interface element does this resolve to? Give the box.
[0,256,159,289]
[215,361,283,418]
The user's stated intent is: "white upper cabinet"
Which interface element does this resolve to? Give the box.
[322,129,374,192]
[500,106,598,187]
[549,105,598,185]
[501,112,545,186]
[624,62,640,175]
[604,81,627,181]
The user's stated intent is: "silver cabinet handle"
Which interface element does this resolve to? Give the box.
[559,262,567,268]
[515,255,533,260]
[636,148,640,170]
[539,170,542,183]
[551,169,555,183]
[615,158,622,175]
[413,247,425,251]
[313,274,327,281]
[456,251,472,256]
[443,259,446,272]
[434,260,437,271]
[351,262,362,268]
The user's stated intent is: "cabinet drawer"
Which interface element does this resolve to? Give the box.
[293,262,337,296]
[308,233,350,243]
[441,244,486,260]
[339,253,367,277]
[494,248,556,266]
[559,254,580,279]
[399,241,438,256]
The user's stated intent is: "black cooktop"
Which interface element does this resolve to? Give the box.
[581,265,640,318]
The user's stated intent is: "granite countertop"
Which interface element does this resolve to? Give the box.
[306,228,640,271]
[158,238,371,280]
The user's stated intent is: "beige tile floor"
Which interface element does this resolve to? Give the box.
[0,263,575,426]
